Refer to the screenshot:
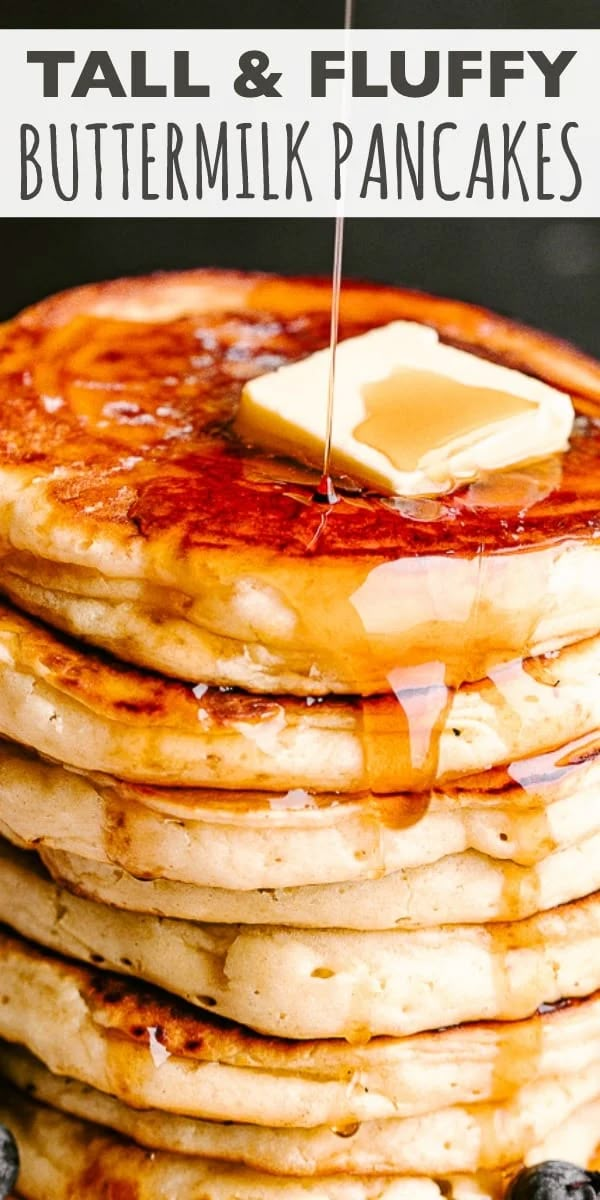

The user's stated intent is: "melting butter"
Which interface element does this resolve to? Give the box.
[237,321,575,497]
[356,370,536,473]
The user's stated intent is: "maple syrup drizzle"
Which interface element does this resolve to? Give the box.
[313,0,354,507]
[315,209,345,507]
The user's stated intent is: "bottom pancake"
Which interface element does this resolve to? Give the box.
[1,1078,599,1200]
[1,1042,599,1177]
[1,926,600,1131]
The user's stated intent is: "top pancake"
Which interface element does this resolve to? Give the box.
[1,270,600,693]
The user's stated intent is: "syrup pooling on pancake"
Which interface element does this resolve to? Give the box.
[354,369,538,474]
[1,284,600,695]
[7,305,592,548]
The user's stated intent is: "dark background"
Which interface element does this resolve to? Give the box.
[3,0,600,355]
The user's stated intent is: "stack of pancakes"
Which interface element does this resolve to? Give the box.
[0,270,599,1199]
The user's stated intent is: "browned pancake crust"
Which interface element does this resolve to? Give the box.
[0,269,599,560]
[0,923,594,1070]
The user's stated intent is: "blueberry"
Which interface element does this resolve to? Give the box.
[506,1161,600,1199]
[0,1125,18,1200]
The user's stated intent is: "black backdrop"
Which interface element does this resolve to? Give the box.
[3,0,600,355]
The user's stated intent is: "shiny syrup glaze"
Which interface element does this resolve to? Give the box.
[355,368,536,473]
[0,308,598,558]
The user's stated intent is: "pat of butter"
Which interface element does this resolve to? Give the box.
[237,321,575,496]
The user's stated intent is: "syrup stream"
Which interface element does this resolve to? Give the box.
[318,210,346,500]
[314,0,354,506]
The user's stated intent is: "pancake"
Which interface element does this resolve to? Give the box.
[36,829,600,928]
[1,1081,599,1200]
[1,271,600,695]
[1,598,600,792]
[2,925,600,1129]
[1,844,599,1040]
[2,1044,599,1177]
[1,739,599,891]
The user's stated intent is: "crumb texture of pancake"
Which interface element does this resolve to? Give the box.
[0,271,600,694]
[0,1079,599,1200]
[1,598,600,791]
[0,738,599,890]
[1,844,600,1040]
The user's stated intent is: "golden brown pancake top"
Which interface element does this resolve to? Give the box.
[1,270,599,560]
